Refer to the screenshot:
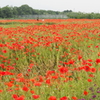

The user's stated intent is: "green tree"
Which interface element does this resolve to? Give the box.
[0,8,3,18]
[12,7,18,17]
[1,6,13,18]
[17,4,34,15]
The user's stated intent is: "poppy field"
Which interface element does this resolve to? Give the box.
[0,19,100,100]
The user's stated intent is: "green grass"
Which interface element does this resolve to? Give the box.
[0,19,100,100]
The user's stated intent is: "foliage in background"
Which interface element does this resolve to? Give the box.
[0,4,100,19]
[66,12,100,19]
[0,5,72,18]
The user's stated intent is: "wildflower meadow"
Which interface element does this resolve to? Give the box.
[0,19,100,100]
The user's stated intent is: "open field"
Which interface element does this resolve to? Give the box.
[0,19,100,100]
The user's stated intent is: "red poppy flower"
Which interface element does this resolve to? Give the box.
[12,94,18,99]
[15,95,25,100]
[91,68,96,73]
[60,96,68,100]
[72,96,77,100]
[87,79,92,82]
[78,55,82,60]
[32,95,40,99]
[2,50,7,53]
[22,86,29,92]
[83,91,88,95]
[34,82,42,86]
[84,66,90,72]
[46,79,51,85]
[48,96,57,100]
[96,59,100,64]
[0,89,3,93]
[89,74,94,77]
[30,90,35,94]
[59,67,68,74]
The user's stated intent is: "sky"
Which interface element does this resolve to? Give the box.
[0,0,100,13]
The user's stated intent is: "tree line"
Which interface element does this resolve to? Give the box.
[0,4,72,18]
[66,12,100,19]
[0,4,100,19]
